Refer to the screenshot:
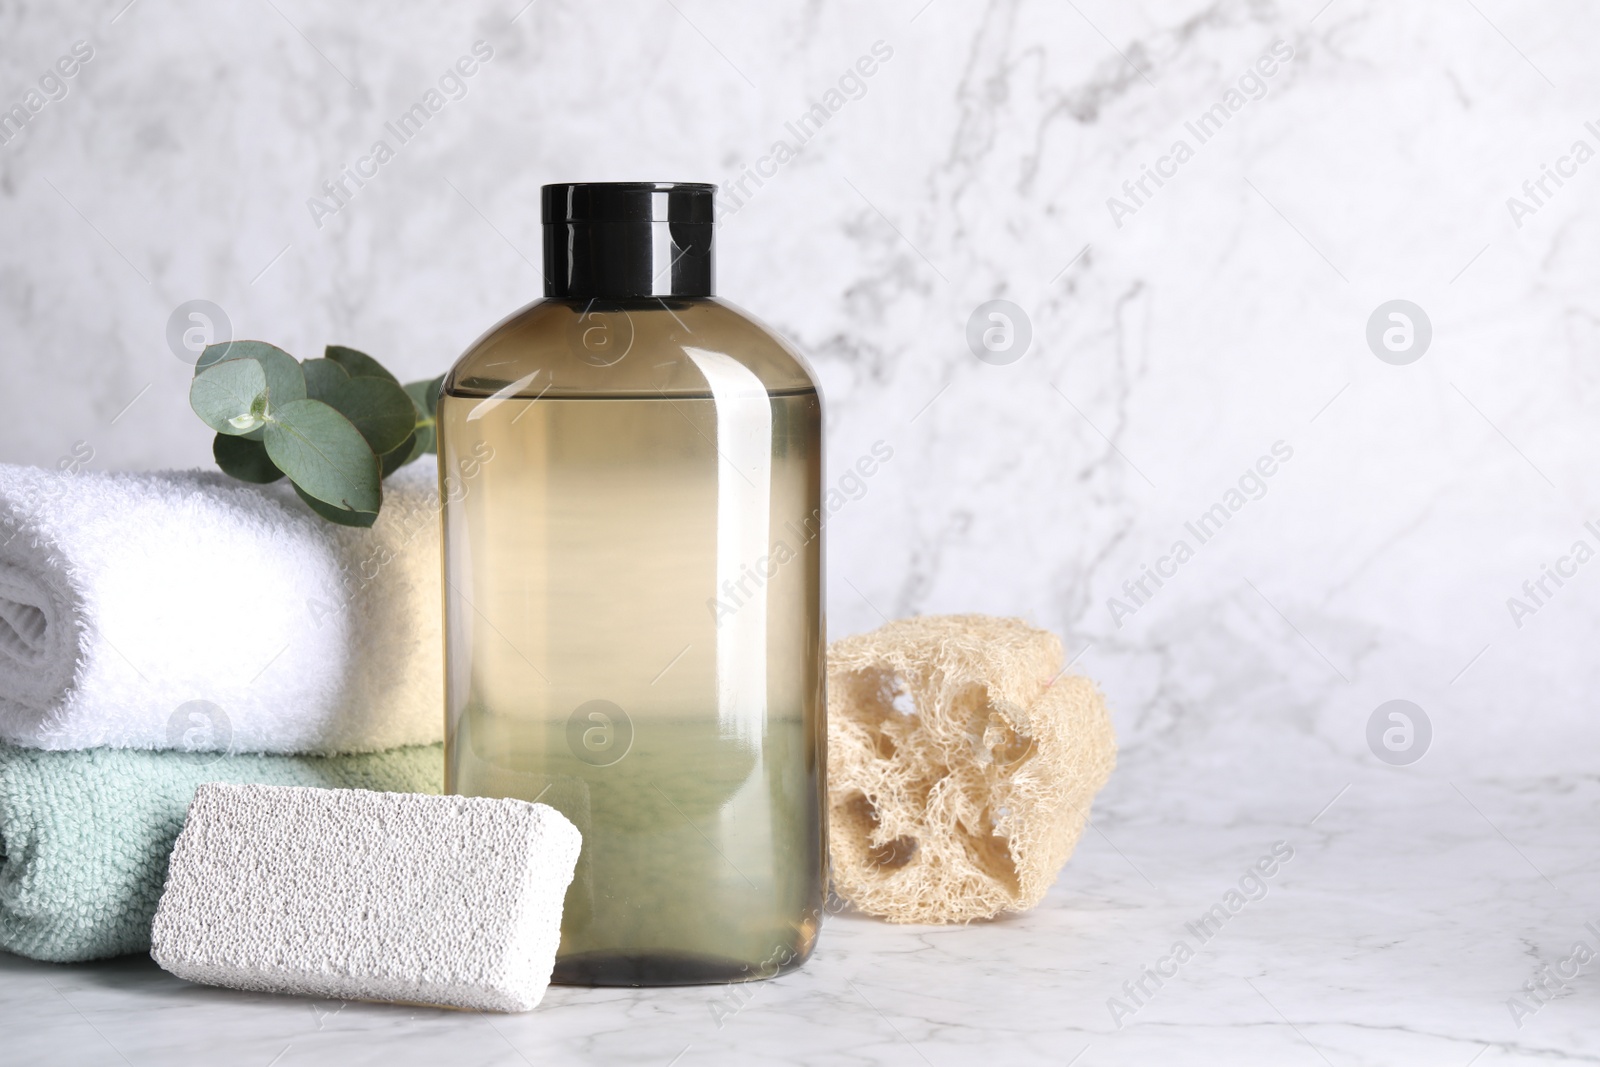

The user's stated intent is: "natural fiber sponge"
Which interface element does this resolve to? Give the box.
[827,615,1115,923]
[150,784,581,1012]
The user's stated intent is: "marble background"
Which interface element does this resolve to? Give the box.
[1,0,1595,778]
[5,1,1600,1062]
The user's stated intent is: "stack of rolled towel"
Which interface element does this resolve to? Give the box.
[0,461,447,962]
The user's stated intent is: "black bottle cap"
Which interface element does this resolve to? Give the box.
[542,182,715,300]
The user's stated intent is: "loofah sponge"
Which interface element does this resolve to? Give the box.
[150,784,581,1012]
[826,615,1115,923]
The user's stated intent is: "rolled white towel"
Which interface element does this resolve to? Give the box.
[0,462,444,753]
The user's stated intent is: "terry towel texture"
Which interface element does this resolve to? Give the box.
[0,742,443,962]
[153,784,582,1012]
[0,462,444,754]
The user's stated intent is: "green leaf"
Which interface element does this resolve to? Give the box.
[213,434,284,483]
[325,345,399,384]
[190,358,268,435]
[194,342,235,374]
[197,341,306,408]
[262,398,381,513]
[380,433,423,477]
[310,359,419,458]
[293,483,378,527]
[404,374,445,455]
[318,376,416,456]
[301,358,351,399]
[403,375,444,416]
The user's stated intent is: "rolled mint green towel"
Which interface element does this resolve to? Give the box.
[0,742,442,962]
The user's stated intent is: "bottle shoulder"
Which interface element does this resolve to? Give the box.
[445,297,820,399]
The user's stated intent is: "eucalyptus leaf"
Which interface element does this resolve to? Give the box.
[193,342,238,374]
[293,482,377,527]
[380,433,422,477]
[213,433,283,483]
[404,374,445,455]
[316,376,416,455]
[197,341,306,408]
[403,376,444,416]
[308,356,415,455]
[325,345,399,384]
[262,398,381,513]
[190,359,268,435]
[301,357,351,399]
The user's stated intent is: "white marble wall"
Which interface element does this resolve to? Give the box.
[2,0,1595,774]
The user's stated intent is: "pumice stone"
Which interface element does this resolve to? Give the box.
[826,614,1116,924]
[150,783,582,1011]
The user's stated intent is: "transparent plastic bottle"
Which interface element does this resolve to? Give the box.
[437,183,826,986]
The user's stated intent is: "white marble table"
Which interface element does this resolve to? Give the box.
[6,752,1594,1066]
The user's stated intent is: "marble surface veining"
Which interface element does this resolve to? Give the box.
[1,0,1597,1062]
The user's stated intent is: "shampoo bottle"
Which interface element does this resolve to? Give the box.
[437,182,826,986]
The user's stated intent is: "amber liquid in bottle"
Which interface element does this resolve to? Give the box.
[439,296,825,985]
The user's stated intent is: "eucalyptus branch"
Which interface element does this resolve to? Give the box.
[189,341,442,527]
